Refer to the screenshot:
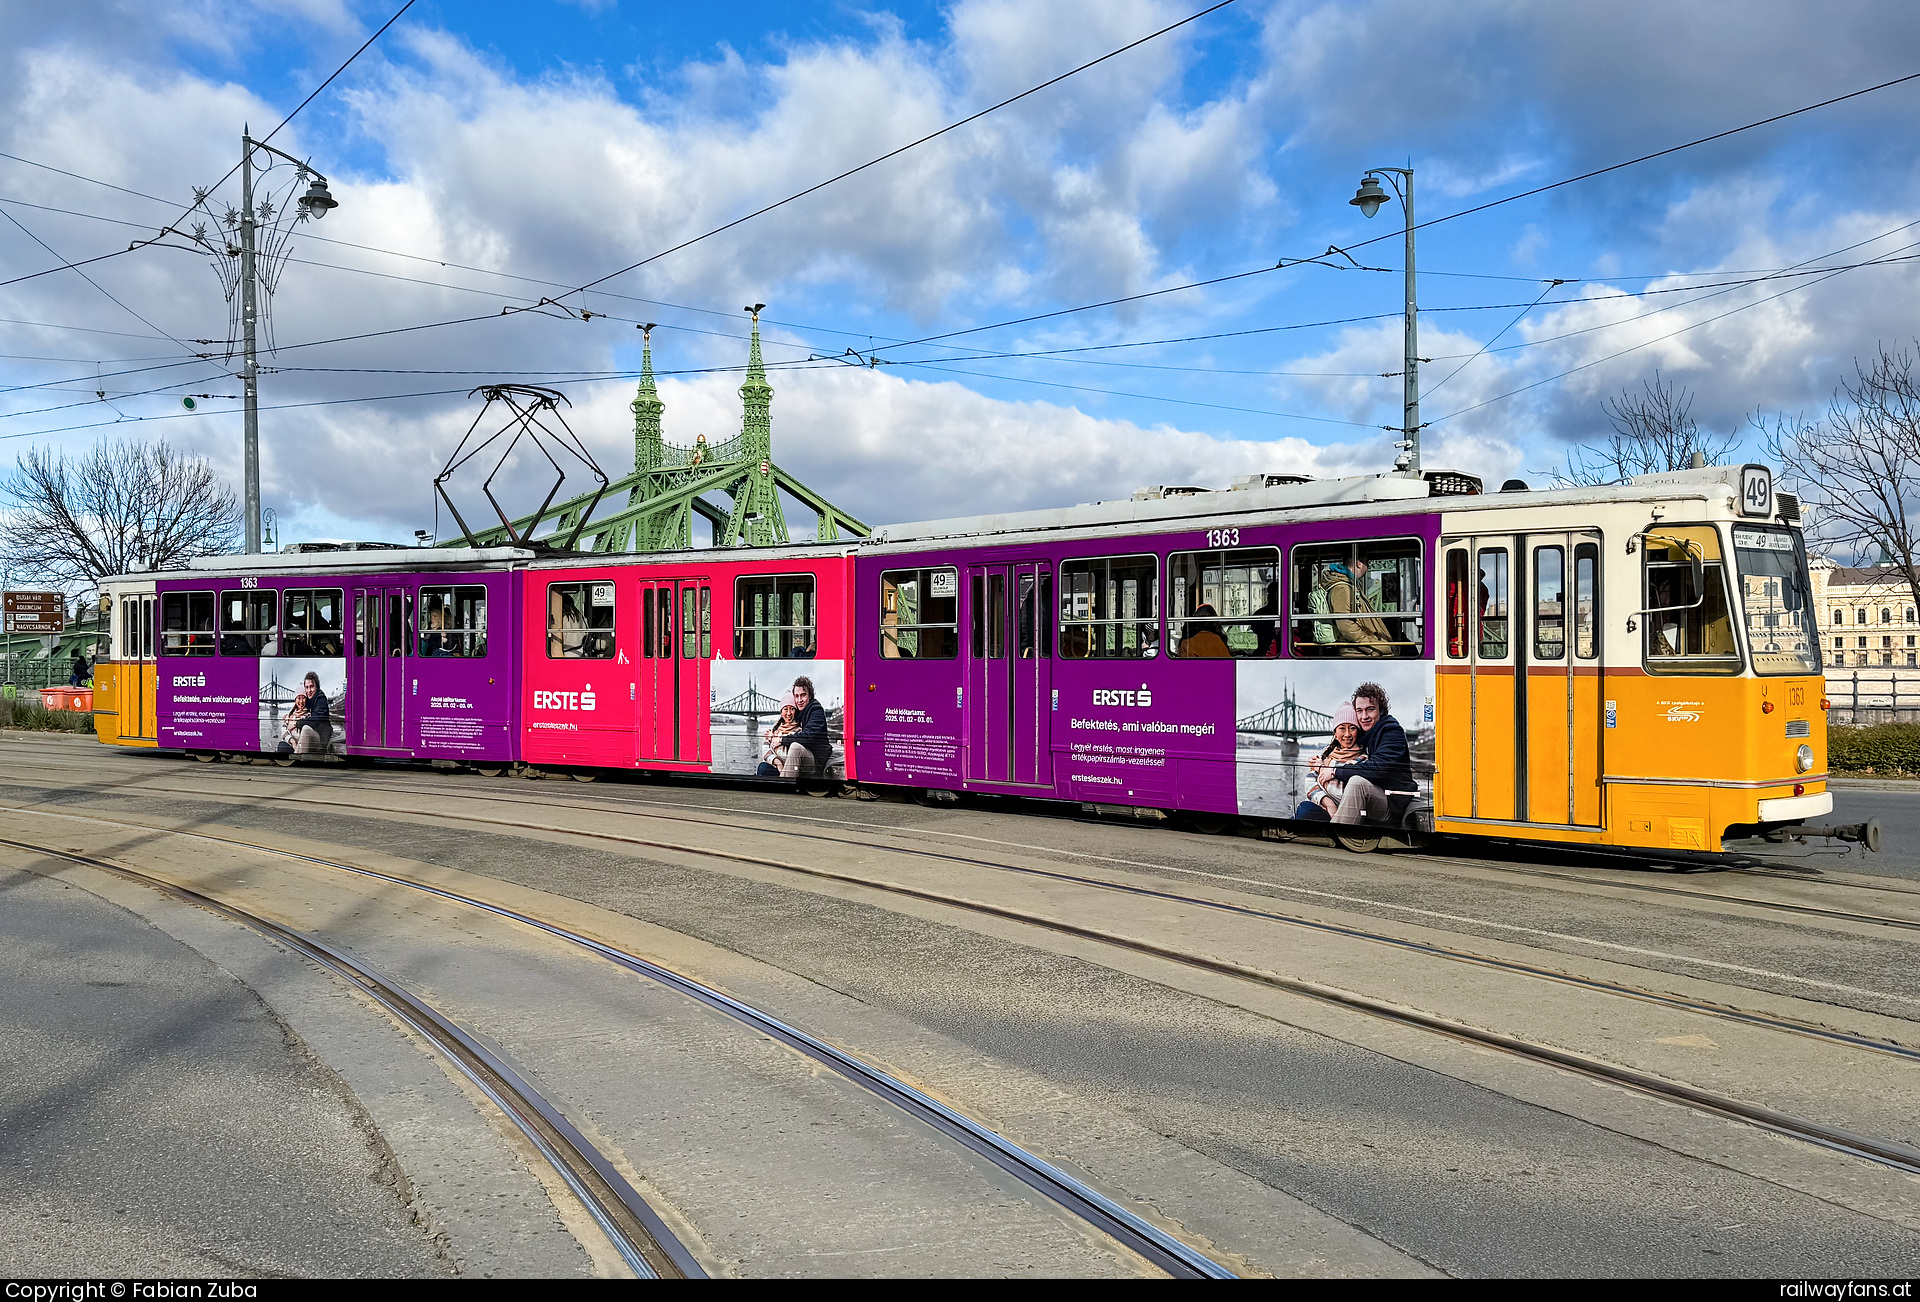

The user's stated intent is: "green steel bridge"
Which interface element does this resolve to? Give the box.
[1235,686,1336,740]
[461,311,869,554]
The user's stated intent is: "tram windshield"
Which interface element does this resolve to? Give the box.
[1732,525,1821,675]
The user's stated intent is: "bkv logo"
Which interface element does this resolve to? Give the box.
[534,688,597,711]
[1092,685,1154,708]
[1660,701,1703,722]
[171,674,206,688]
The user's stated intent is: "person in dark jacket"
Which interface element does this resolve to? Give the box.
[1330,681,1413,825]
[779,675,832,777]
[69,648,88,687]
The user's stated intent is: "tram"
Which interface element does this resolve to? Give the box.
[93,461,1837,855]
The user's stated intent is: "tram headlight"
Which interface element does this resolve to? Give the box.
[1796,744,1815,773]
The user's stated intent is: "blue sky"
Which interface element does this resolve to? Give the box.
[4,0,1920,543]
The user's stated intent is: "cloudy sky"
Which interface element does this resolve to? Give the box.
[4,0,1920,544]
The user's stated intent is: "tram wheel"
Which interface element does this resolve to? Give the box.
[1334,829,1381,853]
[1182,812,1232,836]
[270,753,296,768]
[474,764,506,778]
[570,770,598,782]
[191,750,216,763]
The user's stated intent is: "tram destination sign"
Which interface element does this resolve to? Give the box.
[4,590,65,632]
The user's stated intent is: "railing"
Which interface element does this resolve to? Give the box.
[1824,671,1920,724]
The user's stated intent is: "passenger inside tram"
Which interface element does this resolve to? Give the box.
[1180,604,1232,657]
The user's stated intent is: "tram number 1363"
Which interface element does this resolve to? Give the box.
[1205,528,1242,548]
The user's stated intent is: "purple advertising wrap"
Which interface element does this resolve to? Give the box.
[855,512,1438,829]
[154,570,517,760]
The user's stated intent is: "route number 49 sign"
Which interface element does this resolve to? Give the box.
[1738,464,1773,518]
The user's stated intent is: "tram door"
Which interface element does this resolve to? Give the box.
[1441,534,1602,825]
[635,579,711,764]
[117,592,155,740]
[965,562,1053,785]
[351,587,410,750]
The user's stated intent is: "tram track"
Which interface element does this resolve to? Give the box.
[0,835,701,1281]
[11,745,1918,938]
[0,819,1234,1280]
[9,800,1920,1190]
[9,759,1919,1037]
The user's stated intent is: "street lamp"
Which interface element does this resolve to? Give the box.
[1351,168,1419,475]
[234,131,340,553]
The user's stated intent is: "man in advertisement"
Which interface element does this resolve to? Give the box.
[1329,681,1412,825]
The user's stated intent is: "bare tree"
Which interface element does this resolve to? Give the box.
[0,438,239,593]
[1551,372,1743,486]
[1767,342,1920,614]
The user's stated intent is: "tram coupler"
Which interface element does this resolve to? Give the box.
[1765,819,1880,852]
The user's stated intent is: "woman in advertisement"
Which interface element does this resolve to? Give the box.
[757,693,800,776]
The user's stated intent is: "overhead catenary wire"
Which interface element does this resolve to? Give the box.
[554,1,1240,304]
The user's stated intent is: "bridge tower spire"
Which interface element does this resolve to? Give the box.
[725,303,787,547]
[631,323,664,476]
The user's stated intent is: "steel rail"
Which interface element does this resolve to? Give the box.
[24,765,1919,1045]
[0,835,703,1281]
[179,757,1920,935]
[10,798,1920,1186]
[10,747,1920,930]
[0,814,1232,1279]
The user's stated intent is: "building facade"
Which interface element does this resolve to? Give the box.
[1810,558,1920,669]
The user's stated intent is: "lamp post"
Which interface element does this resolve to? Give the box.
[237,129,337,552]
[1351,168,1419,476]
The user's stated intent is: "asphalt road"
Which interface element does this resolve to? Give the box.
[6,738,1920,1277]
[0,864,449,1277]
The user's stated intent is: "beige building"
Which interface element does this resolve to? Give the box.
[1810,557,1920,669]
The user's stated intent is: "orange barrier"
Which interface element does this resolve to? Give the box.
[38,687,93,712]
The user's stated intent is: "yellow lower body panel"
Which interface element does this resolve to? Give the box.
[92,662,157,747]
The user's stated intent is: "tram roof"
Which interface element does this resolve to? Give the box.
[100,544,534,584]
[861,464,1789,549]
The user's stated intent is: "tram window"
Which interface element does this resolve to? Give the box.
[736,574,814,658]
[1476,549,1509,657]
[1732,525,1819,674]
[1444,550,1470,658]
[219,590,277,657]
[1058,555,1159,659]
[682,588,699,660]
[1643,525,1740,673]
[987,572,1008,659]
[880,567,959,659]
[1016,572,1036,659]
[1038,572,1053,658]
[701,586,712,658]
[1534,547,1566,660]
[122,596,147,659]
[281,589,345,658]
[655,589,674,658]
[386,593,410,658]
[1168,548,1280,659]
[159,593,212,657]
[547,581,615,659]
[417,587,486,658]
[969,574,985,659]
[1292,539,1421,658]
[1574,543,1599,659]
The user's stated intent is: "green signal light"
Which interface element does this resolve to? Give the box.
[181,397,197,411]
